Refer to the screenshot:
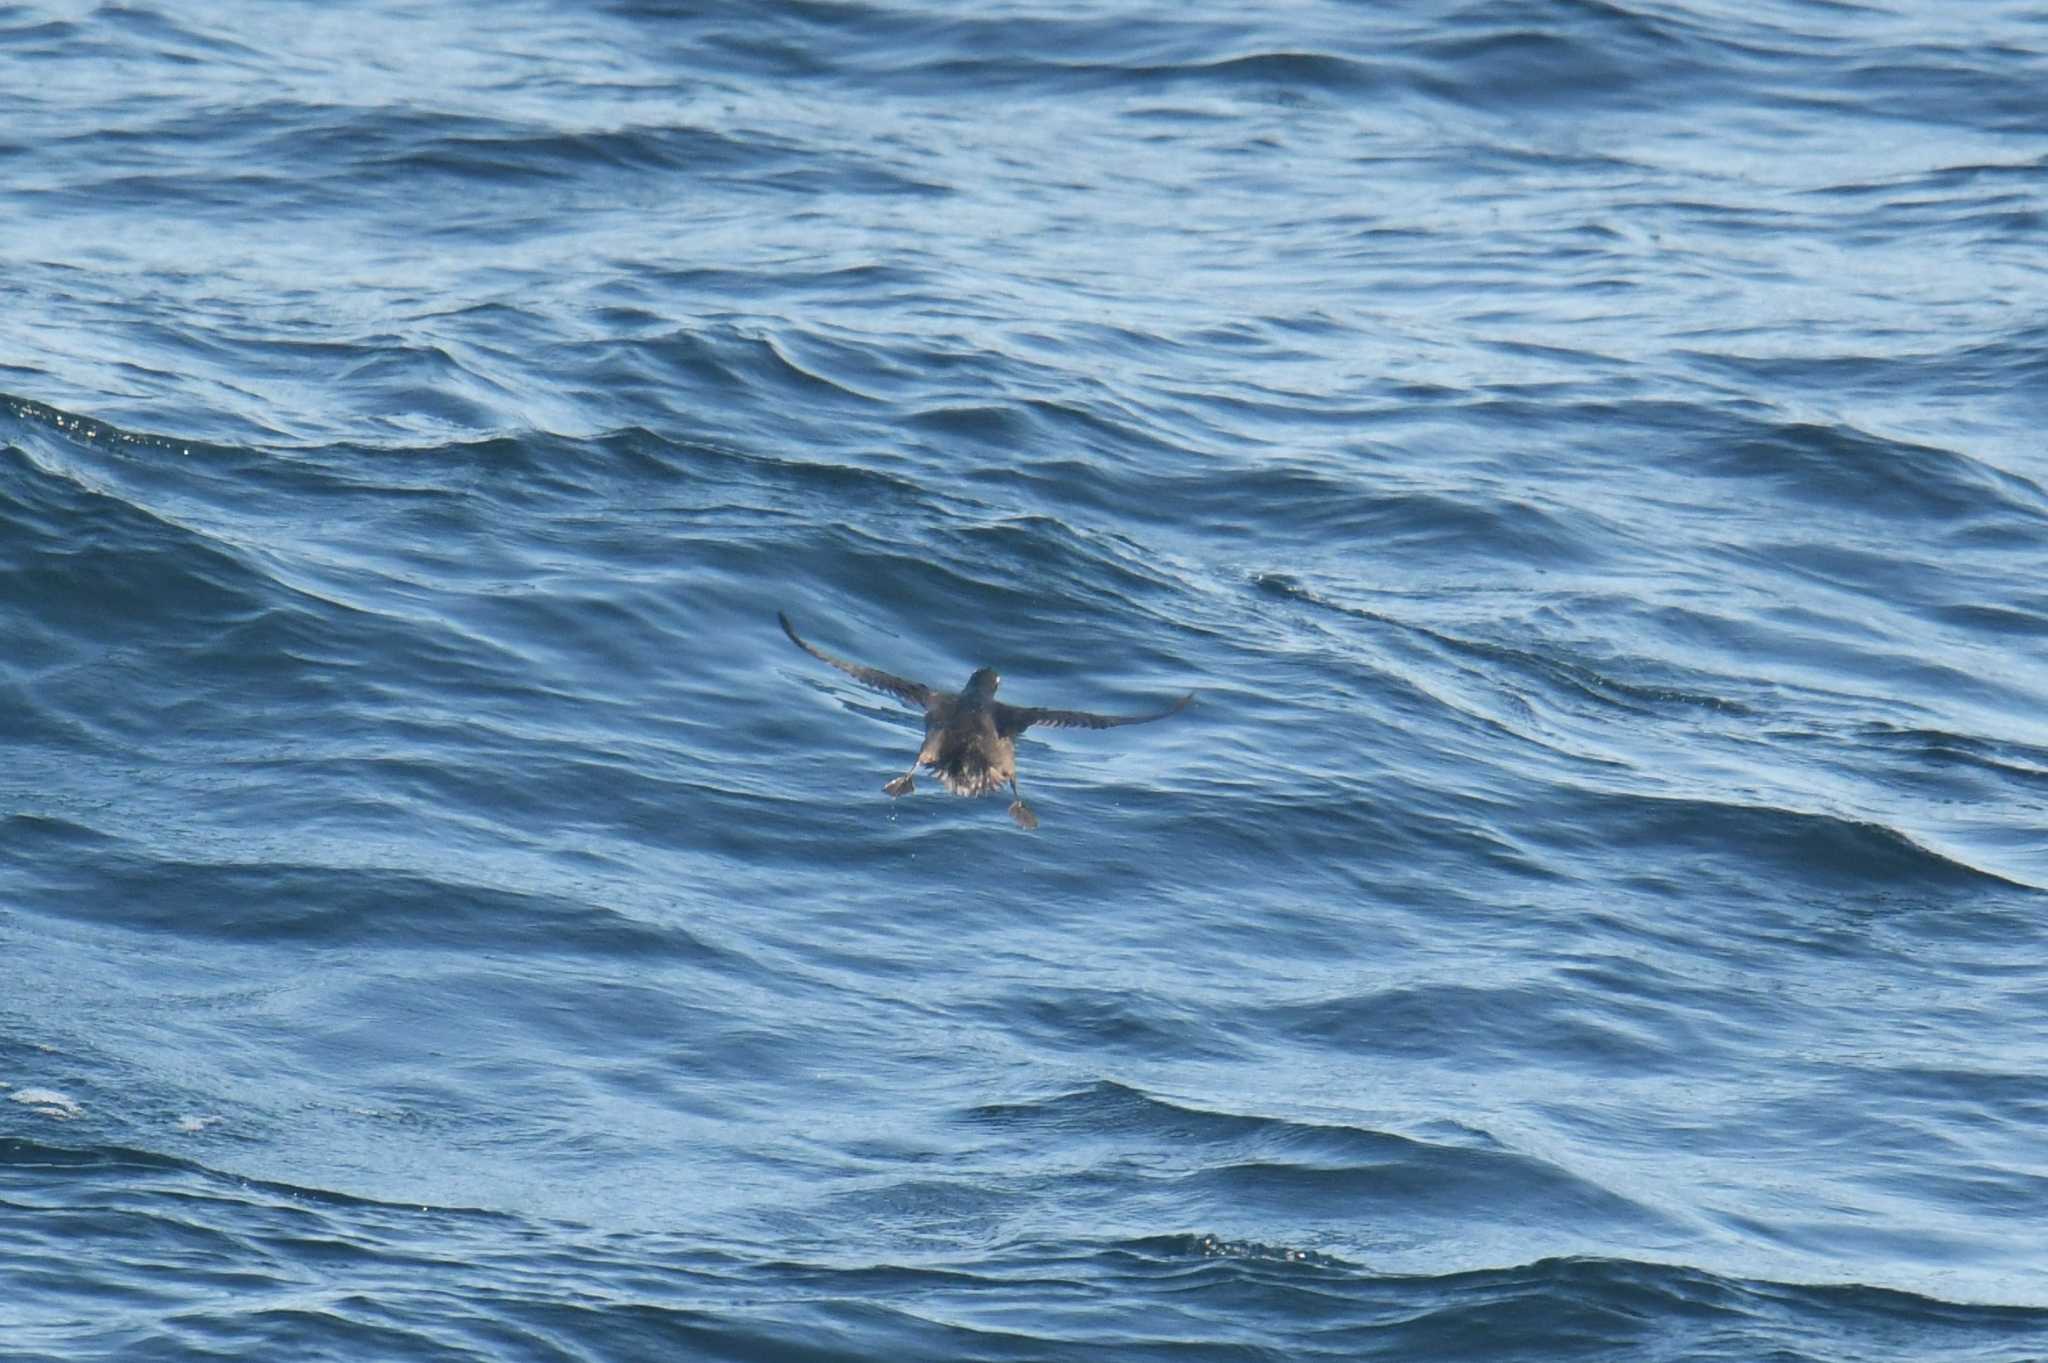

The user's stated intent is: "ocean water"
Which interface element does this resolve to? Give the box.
[3,0,2047,1358]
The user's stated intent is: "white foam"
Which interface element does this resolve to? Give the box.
[9,1088,83,1119]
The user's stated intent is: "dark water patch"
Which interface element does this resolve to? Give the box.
[1920,600,2048,639]
[0,1136,508,1217]
[997,389,1198,465]
[0,438,275,683]
[635,325,891,412]
[1136,781,1536,891]
[1543,792,2025,895]
[1125,50,1397,99]
[0,16,85,50]
[781,8,1407,101]
[0,812,121,855]
[11,851,721,963]
[903,401,1035,448]
[1855,724,2048,790]
[1257,979,1681,1074]
[969,1081,1351,1149]
[951,1087,1689,1258]
[224,102,833,201]
[403,124,784,183]
[81,3,263,63]
[1873,1063,2048,1129]
[1831,53,2048,136]
[1389,613,1761,725]
[937,516,1182,615]
[1685,422,2040,529]
[1145,465,1605,570]
[967,1083,1604,1199]
[967,990,1247,1062]
[1411,2,1707,113]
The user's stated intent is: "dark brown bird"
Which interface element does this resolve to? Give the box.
[779,611,1191,829]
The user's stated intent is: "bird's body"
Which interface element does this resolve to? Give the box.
[778,612,1189,829]
[908,669,1014,798]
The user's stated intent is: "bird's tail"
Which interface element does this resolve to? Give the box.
[934,755,1003,797]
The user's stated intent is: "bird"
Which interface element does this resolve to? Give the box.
[778,611,1191,829]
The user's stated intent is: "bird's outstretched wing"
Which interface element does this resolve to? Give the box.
[996,692,1193,736]
[779,612,936,711]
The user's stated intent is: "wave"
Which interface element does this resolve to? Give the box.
[6,1127,2040,1360]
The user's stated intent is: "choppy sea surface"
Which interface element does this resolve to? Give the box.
[5,1,2048,1359]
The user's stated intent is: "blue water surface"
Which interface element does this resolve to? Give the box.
[4,1,2048,1359]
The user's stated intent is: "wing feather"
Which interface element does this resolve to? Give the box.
[997,692,1192,736]
[779,612,936,710]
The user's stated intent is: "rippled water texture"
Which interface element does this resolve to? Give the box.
[4,1,2047,1358]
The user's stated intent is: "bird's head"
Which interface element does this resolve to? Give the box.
[964,667,1000,700]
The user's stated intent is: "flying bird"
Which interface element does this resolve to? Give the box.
[778,611,1191,829]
